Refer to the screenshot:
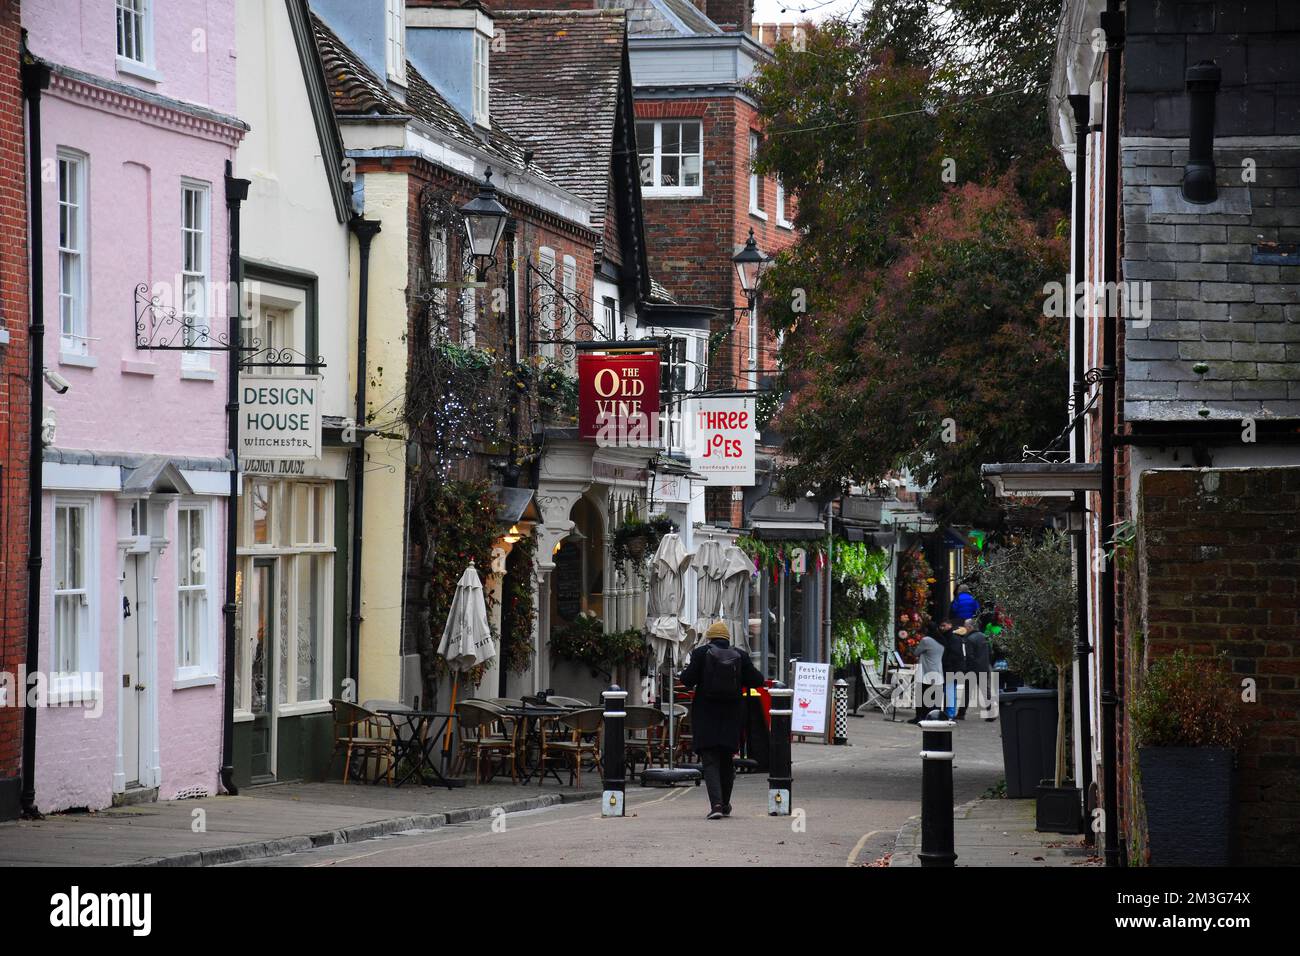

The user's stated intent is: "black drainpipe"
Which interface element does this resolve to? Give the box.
[220,162,250,797]
[1067,93,1095,832]
[1182,60,1222,204]
[348,217,381,691]
[19,44,50,820]
[1099,0,1124,868]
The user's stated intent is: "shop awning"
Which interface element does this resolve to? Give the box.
[750,520,828,540]
[981,462,1102,497]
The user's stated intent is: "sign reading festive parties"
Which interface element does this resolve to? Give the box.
[578,352,660,443]
[685,396,756,486]
[238,374,321,460]
[792,661,832,738]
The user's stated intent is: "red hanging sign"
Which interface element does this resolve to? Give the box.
[577,352,660,443]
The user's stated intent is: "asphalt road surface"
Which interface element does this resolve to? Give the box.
[229,712,1005,867]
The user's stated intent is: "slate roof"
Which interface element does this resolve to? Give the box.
[311,12,545,182]
[596,0,724,37]
[490,10,628,242]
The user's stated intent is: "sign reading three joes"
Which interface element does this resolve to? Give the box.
[238,374,322,460]
[577,352,660,442]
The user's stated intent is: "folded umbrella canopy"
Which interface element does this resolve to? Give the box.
[692,537,726,643]
[646,532,692,666]
[719,544,755,650]
[437,564,497,753]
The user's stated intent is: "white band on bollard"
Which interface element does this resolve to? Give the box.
[919,750,955,761]
[603,711,627,718]
[768,709,793,716]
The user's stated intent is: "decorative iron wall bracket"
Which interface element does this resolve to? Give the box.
[135,282,250,352]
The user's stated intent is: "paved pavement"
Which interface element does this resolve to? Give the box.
[1,711,1027,867]
[892,797,1098,867]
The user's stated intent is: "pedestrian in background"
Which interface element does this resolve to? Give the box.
[678,620,765,820]
[939,618,964,718]
[951,584,980,621]
[911,629,946,724]
[962,619,995,720]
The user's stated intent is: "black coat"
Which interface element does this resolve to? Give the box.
[963,631,992,673]
[940,630,965,673]
[678,639,765,752]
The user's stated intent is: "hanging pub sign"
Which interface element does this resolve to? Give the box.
[685,396,756,486]
[238,374,322,460]
[578,352,660,444]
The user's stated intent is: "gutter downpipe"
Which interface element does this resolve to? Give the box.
[220,162,251,797]
[1099,0,1124,868]
[19,47,51,820]
[348,218,381,694]
[1067,92,1095,834]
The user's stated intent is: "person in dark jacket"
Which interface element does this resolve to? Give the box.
[937,619,964,718]
[961,620,994,719]
[678,620,766,819]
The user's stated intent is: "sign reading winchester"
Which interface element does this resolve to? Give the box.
[684,396,756,486]
[238,374,321,460]
[578,352,660,443]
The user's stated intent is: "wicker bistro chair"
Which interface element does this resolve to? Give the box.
[624,705,666,774]
[544,695,591,708]
[539,707,604,786]
[330,699,396,785]
[455,700,520,784]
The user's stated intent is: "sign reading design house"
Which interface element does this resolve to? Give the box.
[238,374,322,460]
[577,352,660,443]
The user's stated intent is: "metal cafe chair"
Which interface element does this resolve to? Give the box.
[540,707,604,786]
[454,700,520,784]
[624,705,666,774]
[329,699,396,785]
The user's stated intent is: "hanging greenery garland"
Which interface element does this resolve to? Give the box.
[501,531,537,676]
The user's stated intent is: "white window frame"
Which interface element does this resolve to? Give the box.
[749,132,766,219]
[116,0,155,76]
[58,151,89,359]
[52,496,97,695]
[561,255,577,359]
[472,31,490,128]
[637,120,704,198]
[181,180,212,372]
[176,501,217,682]
[747,300,759,373]
[385,0,407,85]
[538,247,556,358]
[234,480,335,717]
[777,178,793,229]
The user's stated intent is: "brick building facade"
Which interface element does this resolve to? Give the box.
[0,0,27,821]
[1051,0,1300,864]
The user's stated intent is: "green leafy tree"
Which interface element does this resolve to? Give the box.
[749,3,1069,521]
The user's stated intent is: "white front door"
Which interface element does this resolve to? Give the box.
[121,553,146,786]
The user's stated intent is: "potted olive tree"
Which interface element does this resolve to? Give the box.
[972,531,1080,832]
[1132,650,1247,866]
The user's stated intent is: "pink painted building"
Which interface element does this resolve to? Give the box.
[25,0,244,810]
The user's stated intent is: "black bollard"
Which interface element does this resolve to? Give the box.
[918,710,957,866]
[601,685,628,817]
[767,683,793,816]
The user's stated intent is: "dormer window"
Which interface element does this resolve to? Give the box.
[386,0,407,86]
[472,32,490,127]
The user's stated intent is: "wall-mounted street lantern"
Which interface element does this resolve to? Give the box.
[459,167,509,279]
[732,227,770,303]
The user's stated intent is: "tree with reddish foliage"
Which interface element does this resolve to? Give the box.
[748,3,1069,524]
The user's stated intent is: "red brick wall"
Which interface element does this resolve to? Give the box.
[0,0,29,812]
[1136,466,1300,864]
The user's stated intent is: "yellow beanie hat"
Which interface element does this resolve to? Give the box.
[706,621,730,640]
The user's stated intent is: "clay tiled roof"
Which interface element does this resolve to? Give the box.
[596,0,724,37]
[490,10,628,238]
[312,13,544,181]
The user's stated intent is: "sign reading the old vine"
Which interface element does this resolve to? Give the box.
[577,352,660,443]
[239,374,322,460]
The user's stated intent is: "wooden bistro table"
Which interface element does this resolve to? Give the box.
[502,704,573,785]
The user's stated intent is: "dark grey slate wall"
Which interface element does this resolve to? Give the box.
[1125,0,1300,137]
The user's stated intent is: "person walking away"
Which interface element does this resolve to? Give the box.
[954,625,974,719]
[951,585,980,622]
[678,621,766,819]
[911,630,946,724]
[962,619,995,720]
